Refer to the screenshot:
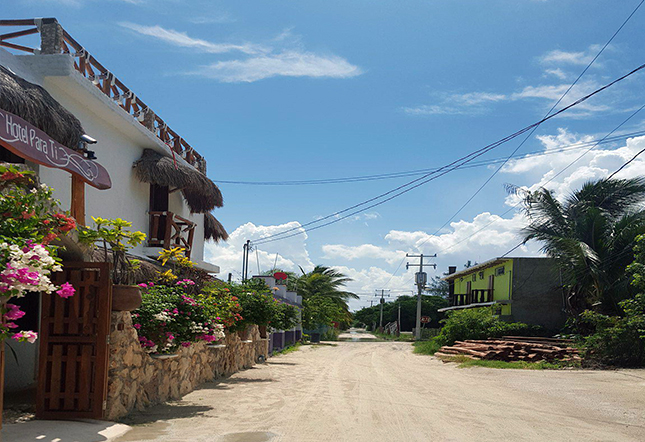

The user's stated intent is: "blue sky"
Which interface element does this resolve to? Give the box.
[6,0,645,308]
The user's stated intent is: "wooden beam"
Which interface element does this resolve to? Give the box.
[71,175,86,226]
[0,40,35,53]
[0,27,39,41]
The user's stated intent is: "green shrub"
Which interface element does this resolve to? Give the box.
[272,302,299,331]
[435,308,543,346]
[133,285,225,353]
[413,338,442,355]
[321,328,340,341]
[579,294,645,367]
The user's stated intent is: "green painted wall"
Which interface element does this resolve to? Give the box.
[452,259,513,315]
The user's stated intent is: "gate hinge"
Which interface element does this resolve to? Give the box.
[103,400,107,410]
[106,335,111,345]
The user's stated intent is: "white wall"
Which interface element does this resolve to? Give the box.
[1,49,210,265]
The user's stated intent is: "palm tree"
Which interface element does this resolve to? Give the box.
[521,177,645,314]
[296,265,358,303]
[296,266,358,327]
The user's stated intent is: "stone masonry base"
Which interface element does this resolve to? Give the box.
[106,312,269,420]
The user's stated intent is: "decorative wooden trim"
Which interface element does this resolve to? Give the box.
[0,19,206,172]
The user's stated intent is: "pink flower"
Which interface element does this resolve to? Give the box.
[133,323,141,329]
[181,342,191,347]
[12,330,38,344]
[56,282,75,299]
[138,283,148,288]
[4,304,25,321]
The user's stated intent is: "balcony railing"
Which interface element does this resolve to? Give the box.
[0,18,206,172]
[149,211,196,259]
[449,289,493,307]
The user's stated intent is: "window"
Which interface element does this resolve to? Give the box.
[478,271,484,280]
[472,274,476,282]
[495,267,505,276]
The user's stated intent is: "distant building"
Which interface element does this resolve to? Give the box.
[440,257,567,331]
[253,274,303,352]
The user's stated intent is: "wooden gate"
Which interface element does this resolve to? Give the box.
[36,262,112,419]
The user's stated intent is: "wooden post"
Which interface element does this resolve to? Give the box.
[0,299,5,430]
[71,175,86,226]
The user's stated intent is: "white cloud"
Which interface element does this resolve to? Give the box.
[540,49,594,66]
[191,51,361,83]
[402,92,507,116]
[204,221,314,281]
[322,244,405,265]
[119,22,263,55]
[544,68,568,80]
[502,130,645,202]
[120,23,361,83]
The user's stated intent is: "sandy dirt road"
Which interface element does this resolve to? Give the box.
[116,340,645,442]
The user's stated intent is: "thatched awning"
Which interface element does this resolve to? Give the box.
[133,149,223,213]
[0,65,85,150]
[204,212,228,242]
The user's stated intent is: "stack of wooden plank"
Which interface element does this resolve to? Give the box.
[434,336,579,363]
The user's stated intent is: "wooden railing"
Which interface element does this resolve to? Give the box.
[450,289,493,307]
[149,211,196,259]
[0,19,206,173]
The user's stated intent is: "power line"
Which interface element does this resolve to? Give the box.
[382,0,645,287]
[608,146,645,179]
[400,101,645,285]
[253,62,645,247]
[214,131,645,186]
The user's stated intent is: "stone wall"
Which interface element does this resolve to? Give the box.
[106,312,269,420]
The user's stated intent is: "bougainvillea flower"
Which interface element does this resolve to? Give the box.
[1,171,24,181]
[56,282,75,298]
[12,330,38,343]
[4,303,25,321]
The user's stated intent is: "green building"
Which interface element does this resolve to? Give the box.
[440,257,567,331]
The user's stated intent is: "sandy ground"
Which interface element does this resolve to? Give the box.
[115,339,645,442]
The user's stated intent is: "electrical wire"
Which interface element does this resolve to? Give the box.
[380,0,645,288]
[253,62,645,247]
[397,101,645,287]
[215,131,645,186]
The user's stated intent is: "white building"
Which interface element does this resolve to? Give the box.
[1,18,227,392]
[0,18,226,268]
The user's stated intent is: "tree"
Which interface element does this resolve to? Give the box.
[521,177,645,314]
[425,276,449,298]
[353,295,448,331]
[296,265,357,329]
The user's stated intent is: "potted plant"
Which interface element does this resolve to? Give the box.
[78,217,146,311]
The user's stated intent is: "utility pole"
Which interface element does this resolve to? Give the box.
[241,240,251,281]
[407,253,437,340]
[375,289,390,331]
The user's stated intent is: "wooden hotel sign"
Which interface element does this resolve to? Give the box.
[0,110,111,189]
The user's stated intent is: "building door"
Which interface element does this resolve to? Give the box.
[36,262,112,419]
[488,275,495,302]
[149,184,169,246]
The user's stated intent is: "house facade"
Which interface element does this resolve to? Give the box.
[0,18,226,268]
[1,18,227,394]
[440,257,567,331]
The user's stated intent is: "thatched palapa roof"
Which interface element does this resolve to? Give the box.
[0,65,85,150]
[133,149,223,213]
[204,212,228,242]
